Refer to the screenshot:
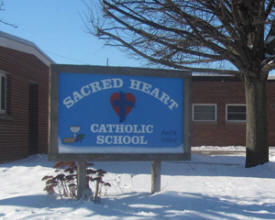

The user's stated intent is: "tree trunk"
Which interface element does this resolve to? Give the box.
[244,76,269,168]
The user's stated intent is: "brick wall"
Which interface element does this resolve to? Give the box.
[1,50,275,161]
[191,76,275,146]
[0,46,49,162]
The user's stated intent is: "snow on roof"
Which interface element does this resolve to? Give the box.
[192,72,233,77]
[0,31,54,66]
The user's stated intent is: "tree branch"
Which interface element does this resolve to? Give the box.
[97,27,239,75]
[101,7,226,62]
[265,0,275,19]
[89,0,273,76]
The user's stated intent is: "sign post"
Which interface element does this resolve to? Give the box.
[76,161,90,200]
[151,160,161,194]
[49,65,191,195]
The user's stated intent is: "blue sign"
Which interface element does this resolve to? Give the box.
[58,72,184,153]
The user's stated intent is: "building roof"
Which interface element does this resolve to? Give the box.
[0,31,54,66]
[192,72,275,80]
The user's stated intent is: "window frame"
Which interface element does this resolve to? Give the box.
[192,103,217,122]
[226,104,246,122]
[0,71,7,114]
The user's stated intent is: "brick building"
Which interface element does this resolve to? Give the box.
[0,31,53,162]
[1,31,274,163]
[191,75,275,146]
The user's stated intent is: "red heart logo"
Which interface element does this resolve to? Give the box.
[110,92,136,122]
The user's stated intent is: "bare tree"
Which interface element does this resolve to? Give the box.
[88,0,275,167]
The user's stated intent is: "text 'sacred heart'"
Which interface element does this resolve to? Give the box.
[110,92,136,122]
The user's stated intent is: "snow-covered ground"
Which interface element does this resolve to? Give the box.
[1,147,275,219]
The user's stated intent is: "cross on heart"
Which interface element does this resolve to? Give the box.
[110,92,136,122]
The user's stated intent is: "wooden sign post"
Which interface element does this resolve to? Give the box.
[76,161,90,200]
[151,160,161,194]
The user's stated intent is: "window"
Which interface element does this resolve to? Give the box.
[226,104,246,122]
[0,72,7,113]
[192,104,217,121]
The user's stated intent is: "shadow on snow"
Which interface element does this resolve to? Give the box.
[0,192,275,220]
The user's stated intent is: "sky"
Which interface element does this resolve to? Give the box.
[0,0,274,74]
[0,0,143,67]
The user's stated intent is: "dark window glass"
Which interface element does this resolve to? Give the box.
[227,105,246,121]
[193,105,216,121]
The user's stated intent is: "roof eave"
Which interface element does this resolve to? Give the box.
[0,31,54,66]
